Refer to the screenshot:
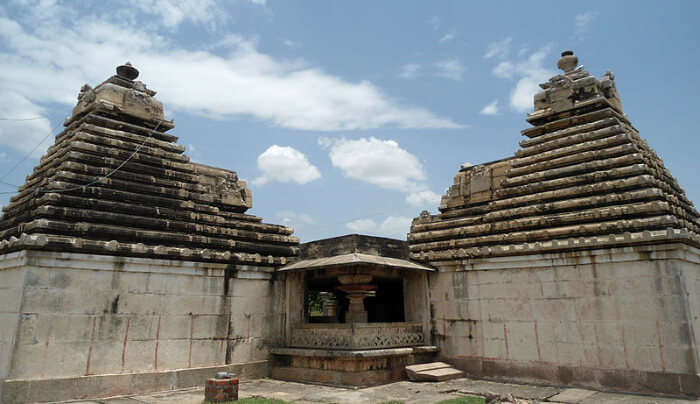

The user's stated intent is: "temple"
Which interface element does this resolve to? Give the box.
[1,51,699,403]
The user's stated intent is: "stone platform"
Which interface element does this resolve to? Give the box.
[270,345,438,387]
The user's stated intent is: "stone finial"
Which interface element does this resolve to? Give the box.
[116,62,139,80]
[557,50,578,73]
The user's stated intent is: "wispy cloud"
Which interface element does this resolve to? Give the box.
[399,63,422,79]
[428,16,440,31]
[480,100,499,116]
[127,0,225,28]
[253,145,321,186]
[484,37,512,59]
[0,1,463,157]
[435,59,465,81]
[440,31,456,43]
[575,11,597,39]
[346,216,412,238]
[492,61,515,79]
[487,43,556,113]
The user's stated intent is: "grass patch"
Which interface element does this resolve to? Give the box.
[434,397,486,404]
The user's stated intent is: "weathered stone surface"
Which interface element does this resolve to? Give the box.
[410,51,700,261]
[0,64,298,265]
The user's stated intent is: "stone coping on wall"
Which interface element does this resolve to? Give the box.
[270,345,439,358]
[0,361,268,404]
[428,241,700,272]
[0,250,275,279]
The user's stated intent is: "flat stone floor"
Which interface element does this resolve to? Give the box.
[55,377,700,404]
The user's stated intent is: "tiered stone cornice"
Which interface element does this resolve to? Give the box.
[0,64,299,265]
[409,51,700,262]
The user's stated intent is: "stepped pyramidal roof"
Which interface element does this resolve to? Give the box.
[0,63,299,266]
[409,51,700,262]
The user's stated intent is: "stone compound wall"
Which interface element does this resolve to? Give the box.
[428,243,700,396]
[0,250,273,403]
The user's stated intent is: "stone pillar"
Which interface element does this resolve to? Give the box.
[337,274,376,324]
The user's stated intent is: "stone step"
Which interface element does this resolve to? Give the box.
[405,362,464,382]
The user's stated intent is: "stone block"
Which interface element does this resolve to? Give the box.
[158,314,192,340]
[597,345,628,369]
[190,339,224,367]
[126,315,158,341]
[192,314,228,340]
[533,298,576,321]
[0,288,22,313]
[154,339,190,370]
[622,320,658,347]
[483,338,506,359]
[231,279,271,297]
[0,313,18,342]
[556,342,584,366]
[482,321,505,340]
[123,340,157,372]
[87,340,125,375]
[662,347,695,373]
[0,267,25,289]
[506,322,539,362]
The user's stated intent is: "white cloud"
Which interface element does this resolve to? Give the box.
[346,218,377,233]
[276,210,313,226]
[509,47,555,112]
[127,0,224,28]
[323,137,425,192]
[0,92,53,158]
[345,216,412,238]
[399,63,421,79]
[252,145,321,186]
[321,137,442,210]
[249,0,267,5]
[439,31,456,43]
[487,44,556,113]
[575,11,597,38]
[283,39,297,47]
[0,3,462,158]
[406,190,441,207]
[484,37,512,59]
[492,61,515,79]
[480,100,499,116]
[435,59,465,81]
[379,216,412,237]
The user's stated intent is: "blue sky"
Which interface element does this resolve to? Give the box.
[0,0,698,242]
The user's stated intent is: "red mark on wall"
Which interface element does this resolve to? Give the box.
[85,317,97,376]
[154,315,161,370]
[503,324,510,360]
[188,315,194,368]
[534,321,542,361]
[657,319,667,371]
[121,318,130,372]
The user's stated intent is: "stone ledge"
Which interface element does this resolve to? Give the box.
[451,356,700,398]
[0,250,278,279]
[0,361,268,404]
[428,241,700,272]
[270,345,438,358]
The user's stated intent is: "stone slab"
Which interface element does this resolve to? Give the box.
[549,388,599,403]
[405,361,452,373]
[410,367,464,382]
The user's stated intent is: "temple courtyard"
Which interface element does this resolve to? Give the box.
[45,378,700,404]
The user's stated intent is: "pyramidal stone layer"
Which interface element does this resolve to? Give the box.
[0,64,299,266]
[409,51,700,262]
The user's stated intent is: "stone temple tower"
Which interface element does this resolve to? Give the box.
[409,51,700,396]
[0,64,299,403]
